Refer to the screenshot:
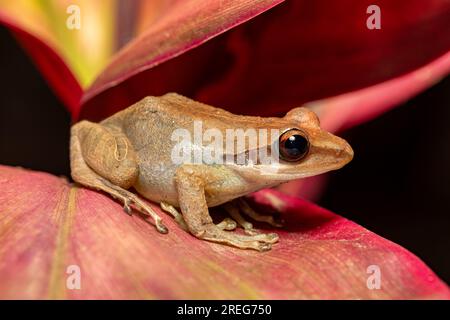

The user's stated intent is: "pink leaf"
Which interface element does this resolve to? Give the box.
[0,165,448,299]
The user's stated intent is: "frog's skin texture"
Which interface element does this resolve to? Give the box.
[70,93,353,251]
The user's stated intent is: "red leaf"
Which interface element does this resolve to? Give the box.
[83,0,283,101]
[2,1,449,133]
[0,165,448,299]
[79,0,450,125]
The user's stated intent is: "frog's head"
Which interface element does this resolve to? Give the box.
[231,107,354,182]
[277,107,353,176]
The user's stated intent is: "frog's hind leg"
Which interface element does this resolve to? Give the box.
[223,202,258,235]
[237,198,284,228]
[222,199,284,236]
[70,120,167,233]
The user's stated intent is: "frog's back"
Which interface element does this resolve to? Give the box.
[103,93,281,134]
[103,93,229,125]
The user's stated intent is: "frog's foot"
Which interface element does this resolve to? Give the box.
[237,198,284,228]
[100,179,168,234]
[75,175,168,234]
[160,202,188,231]
[194,223,279,252]
[223,202,258,235]
[160,202,236,231]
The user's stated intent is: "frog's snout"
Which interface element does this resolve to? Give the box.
[340,140,354,165]
[313,131,354,170]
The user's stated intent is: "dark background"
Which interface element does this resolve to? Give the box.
[1,26,449,283]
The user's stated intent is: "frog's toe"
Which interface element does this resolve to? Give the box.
[122,200,132,215]
[160,202,188,231]
[216,217,237,231]
[249,232,279,244]
[256,242,272,252]
[124,196,168,234]
[265,216,284,228]
[156,221,169,234]
[196,224,279,251]
[244,228,259,236]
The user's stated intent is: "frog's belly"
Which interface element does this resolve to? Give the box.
[132,165,248,208]
[133,162,180,206]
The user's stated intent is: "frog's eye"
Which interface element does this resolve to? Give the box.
[278,129,309,162]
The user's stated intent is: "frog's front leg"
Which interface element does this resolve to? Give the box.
[175,166,278,251]
[70,120,168,233]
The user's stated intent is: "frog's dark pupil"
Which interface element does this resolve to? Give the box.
[283,134,308,159]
